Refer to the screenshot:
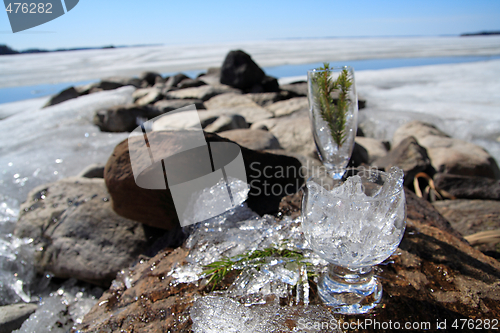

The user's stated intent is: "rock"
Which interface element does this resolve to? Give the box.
[218,129,281,150]
[203,115,248,133]
[165,85,241,101]
[433,199,500,236]
[374,136,433,187]
[355,137,389,164]
[251,115,316,158]
[94,104,160,132]
[76,78,140,96]
[0,303,38,333]
[153,99,205,113]
[265,97,308,117]
[204,93,259,109]
[393,121,500,179]
[132,87,156,101]
[249,75,280,93]
[246,91,297,107]
[77,163,105,178]
[104,77,142,88]
[135,88,163,106]
[348,142,369,167]
[43,86,79,107]
[197,67,221,86]
[280,82,366,109]
[177,78,207,89]
[140,71,163,87]
[433,173,500,200]
[104,131,303,228]
[14,177,151,286]
[433,199,500,253]
[164,73,189,90]
[280,82,308,96]
[77,190,500,332]
[220,50,265,90]
[201,107,273,124]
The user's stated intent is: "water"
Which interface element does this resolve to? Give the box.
[265,54,500,79]
[2,55,500,105]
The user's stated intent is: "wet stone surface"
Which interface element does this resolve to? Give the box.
[76,191,500,332]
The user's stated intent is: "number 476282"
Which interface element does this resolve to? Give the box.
[5,3,53,14]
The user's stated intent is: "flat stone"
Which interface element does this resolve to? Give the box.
[203,115,248,133]
[132,87,156,101]
[0,303,38,333]
[153,99,205,113]
[204,93,259,109]
[265,97,308,117]
[433,199,500,236]
[201,106,273,124]
[433,199,500,253]
[14,177,150,286]
[165,85,241,101]
[251,115,316,158]
[246,91,297,107]
[280,82,308,96]
[218,129,281,150]
[135,88,163,106]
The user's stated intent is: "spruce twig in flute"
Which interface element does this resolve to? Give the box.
[314,63,352,148]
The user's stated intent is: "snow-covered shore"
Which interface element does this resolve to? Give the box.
[1,36,500,89]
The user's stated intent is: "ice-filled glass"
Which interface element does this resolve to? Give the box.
[307,66,358,179]
[301,167,406,314]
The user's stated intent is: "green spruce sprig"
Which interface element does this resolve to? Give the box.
[202,245,313,291]
[313,63,353,148]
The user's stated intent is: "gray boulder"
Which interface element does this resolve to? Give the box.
[43,86,79,107]
[393,121,500,179]
[94,104,160,132]
[14,177,150,286]
[0,303,38,333]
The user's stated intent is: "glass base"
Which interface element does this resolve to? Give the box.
[318,265,382,314]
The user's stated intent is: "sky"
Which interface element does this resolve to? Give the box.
[1,0,500,50]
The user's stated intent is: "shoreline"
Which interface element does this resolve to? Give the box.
[1,36,500,89]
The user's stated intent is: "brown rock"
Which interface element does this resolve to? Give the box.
[355,137,388,164]
[374,136,433,187]
[203,115,248,133]
[77,190,500,332]
[104,131,303,229]
[165,85,241,101]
